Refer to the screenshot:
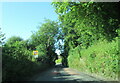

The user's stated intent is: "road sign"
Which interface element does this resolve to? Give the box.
[33,50,38,58]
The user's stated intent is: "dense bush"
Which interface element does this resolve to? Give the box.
[2,36,49,82]
[2,19,59,82]
[2,54,48,81]
[68,38,119,80]
[2,2,119,82]
[52,2,119,80]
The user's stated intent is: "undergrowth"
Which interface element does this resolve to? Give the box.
[68,37,119,80]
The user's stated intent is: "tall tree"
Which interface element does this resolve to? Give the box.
[52,2,120,67]
[52,2,120,49]
[30,19,59,65]
[6,36,23,45]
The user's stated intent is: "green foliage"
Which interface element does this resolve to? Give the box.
[68,38,118,80]
[30,19,59,47]
[2,36,42,81]
[2,2,119,81]
[2,19,60,81]
[55,58,62,64]
[6,36,23,45]
[2,36,49,81]
[2,53,49,81]
[52,2,119,80]
[52,2,119,49]
[36,44,47,57]
[4,41,31,60]
[30,19,59,65]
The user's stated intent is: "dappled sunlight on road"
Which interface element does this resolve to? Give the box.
[32,64,104,82]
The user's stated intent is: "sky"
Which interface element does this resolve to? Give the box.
[1,2,58,41]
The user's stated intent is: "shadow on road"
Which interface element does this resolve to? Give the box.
[29,64,118,83]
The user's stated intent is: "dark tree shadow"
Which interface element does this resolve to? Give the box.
[60,53,69,67]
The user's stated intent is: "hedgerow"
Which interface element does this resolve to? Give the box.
[68,38,119,80]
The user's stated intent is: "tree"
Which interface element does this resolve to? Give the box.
[30,19,59,65]
[52,2,120,49]
[3,36,31,59]
[6,36,23,45]
[52,2,120,67]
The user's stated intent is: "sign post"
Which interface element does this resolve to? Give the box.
[33,50,38,58]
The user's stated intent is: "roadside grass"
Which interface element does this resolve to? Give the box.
[68,37,119,80]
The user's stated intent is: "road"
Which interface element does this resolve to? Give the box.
[30,63,115,83]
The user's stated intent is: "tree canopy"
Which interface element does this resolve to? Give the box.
[52,2,120,50]
[29,19,59,65]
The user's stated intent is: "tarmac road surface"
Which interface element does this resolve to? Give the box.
[30,63,118,83]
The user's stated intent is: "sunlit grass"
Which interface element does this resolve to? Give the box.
[68,38,118,80]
